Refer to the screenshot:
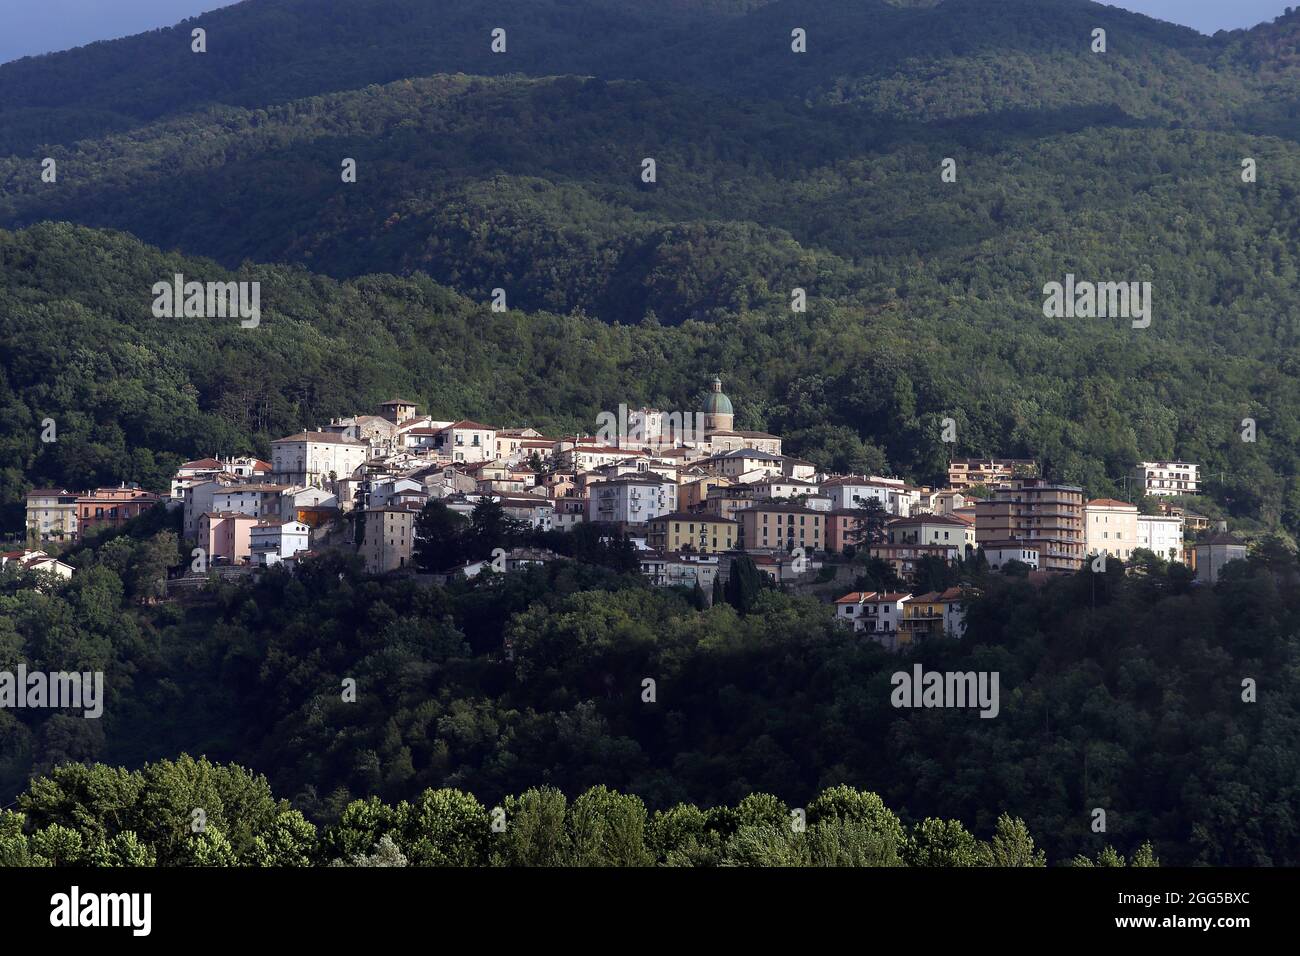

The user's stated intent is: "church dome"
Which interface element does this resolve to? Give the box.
[702,376,733,416]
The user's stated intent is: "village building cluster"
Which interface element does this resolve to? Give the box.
[19,378,1246,647]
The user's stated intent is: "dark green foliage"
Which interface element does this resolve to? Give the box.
[3,524,1298,865]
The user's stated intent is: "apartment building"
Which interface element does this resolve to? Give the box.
[24,488,79,542]
[947,458,1039,490]
[647,513,737,553]
[974,478,1085,571]
[271,431,368,487]
[1136,514,1184,563]
[1132,460,1199,497]
[821,476,920,516]
[587,475,678,525]
[76,486,163,538]
[734,502,825,553]
[1084,498,1139,560]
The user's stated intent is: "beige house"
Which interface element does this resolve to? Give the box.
[1084,498,1139,561]
[435,420,497,463]
[735,502,825,553]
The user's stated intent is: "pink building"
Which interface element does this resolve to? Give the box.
[199,511,258,564]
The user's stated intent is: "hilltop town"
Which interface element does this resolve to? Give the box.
[12,376,1248,651]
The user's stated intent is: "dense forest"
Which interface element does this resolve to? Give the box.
[2,756,1160,867]
[1,514,1296,865]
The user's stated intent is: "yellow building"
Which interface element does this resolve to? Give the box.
[678,474,733,510]
[647,513,737,553]
[900,587,967,642]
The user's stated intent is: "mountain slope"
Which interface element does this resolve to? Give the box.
[0,0,1276,155]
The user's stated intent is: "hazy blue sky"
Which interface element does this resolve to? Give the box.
[0,0,1294,65]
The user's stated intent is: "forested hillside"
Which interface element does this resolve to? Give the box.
[2,222,1298,536]
[2,515,1295,865]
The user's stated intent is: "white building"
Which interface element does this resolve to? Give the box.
[212,484,293,521]
[435,421,498,463]
[588,475,678,525]
[822,476,920,516]
[1132,461,1200,497]
[834,591,910,645]
[250,518,310,566]
[1136,514,1183,563]
[368,477,426,510]
[182,477,240,539]
[639,551,721,591]
[981,541,1040,571]
[1,549,75,580]
[750,478,820,501]
[271,432,368,488]
[885,514,974,551]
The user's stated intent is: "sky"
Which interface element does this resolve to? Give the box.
[0,0,1295,65]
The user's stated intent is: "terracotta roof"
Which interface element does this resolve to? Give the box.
[379,398,417,406]
[1087,498,1136,509]
[25,488,73,497]
[446,420,496,431]
[905,587,964,603]
[180,458,223,470]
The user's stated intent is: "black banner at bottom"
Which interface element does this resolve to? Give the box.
[0,865,1283,942]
